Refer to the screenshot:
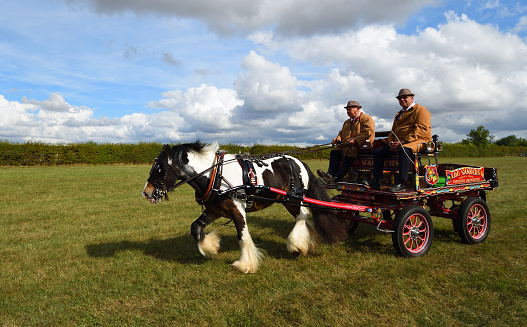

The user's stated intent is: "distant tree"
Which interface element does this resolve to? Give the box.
[495,135,518,146]
[461,125,494,147]
[495,135,527,146]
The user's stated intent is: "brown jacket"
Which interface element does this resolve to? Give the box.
[334,112,375,157]
[387,103,432,153]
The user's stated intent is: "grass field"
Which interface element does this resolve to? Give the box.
[1,157,526,326]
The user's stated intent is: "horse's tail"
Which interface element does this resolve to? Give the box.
[304,165,348,243]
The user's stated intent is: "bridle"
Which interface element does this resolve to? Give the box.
[147,151,233,201]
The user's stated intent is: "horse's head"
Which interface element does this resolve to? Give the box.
[142,141,213,204]
[142,144,181,204]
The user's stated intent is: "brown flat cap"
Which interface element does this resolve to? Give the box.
[396,89,415,99]
[344,100,362,109]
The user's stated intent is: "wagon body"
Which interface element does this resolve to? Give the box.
[321,132,498,257]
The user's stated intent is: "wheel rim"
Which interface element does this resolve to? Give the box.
[402,213,430,253]
[467,204,488,240]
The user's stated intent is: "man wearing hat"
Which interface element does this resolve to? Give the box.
[318,100,375,183]
[366,89,431,191]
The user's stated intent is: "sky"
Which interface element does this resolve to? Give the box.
[1,0,526,145]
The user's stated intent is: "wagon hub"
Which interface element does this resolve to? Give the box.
[409,227,421,240]
[470,216,482,229]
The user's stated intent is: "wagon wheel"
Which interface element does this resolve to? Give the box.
[392,206,434,258]
[456,197,491,244]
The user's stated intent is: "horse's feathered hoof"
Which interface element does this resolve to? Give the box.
[231,261,258,274]
[197,231,221,257]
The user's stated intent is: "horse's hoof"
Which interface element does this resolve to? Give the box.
[231,261,257,274]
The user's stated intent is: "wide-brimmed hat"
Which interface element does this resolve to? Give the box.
[396,89,415,99]
[344,100,362,109]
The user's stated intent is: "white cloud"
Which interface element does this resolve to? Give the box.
[22,93,72,112]
[66,0,438,36]
[234,51,300,116]
[148,84,242,134]
[512,16,527,33]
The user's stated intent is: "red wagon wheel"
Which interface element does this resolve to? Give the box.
[392,206,434,257]
[457,197,491,244]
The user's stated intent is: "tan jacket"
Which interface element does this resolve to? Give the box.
[334,113,375,157]
[387,103,432,153]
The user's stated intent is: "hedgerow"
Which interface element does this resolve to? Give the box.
[0,141,525,166]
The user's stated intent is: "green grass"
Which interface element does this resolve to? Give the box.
[1,158,526,326]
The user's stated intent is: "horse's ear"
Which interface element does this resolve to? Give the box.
[162,144,173,165]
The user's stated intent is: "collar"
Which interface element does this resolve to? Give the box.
[396,103,415,120]
[402,102,416,113]
[350,111,361,124]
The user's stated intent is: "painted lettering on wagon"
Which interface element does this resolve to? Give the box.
[445,167,484,185]
[355,158,399,169]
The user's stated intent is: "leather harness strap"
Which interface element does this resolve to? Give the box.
[195,151,224,204]
[236,156,258,208]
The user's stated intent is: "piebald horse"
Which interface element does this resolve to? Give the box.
[142,141,347,273]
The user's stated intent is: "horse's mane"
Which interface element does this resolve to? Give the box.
[183,141,219,162]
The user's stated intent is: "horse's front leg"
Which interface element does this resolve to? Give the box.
[285,205,319,256]
[191,211,221,258]
[230,200,263,274]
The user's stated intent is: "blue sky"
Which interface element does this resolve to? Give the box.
[1,0,526,145]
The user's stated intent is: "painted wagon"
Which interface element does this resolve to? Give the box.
[321,131,499,257]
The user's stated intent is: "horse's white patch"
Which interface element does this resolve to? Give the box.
[187,148,216,177]
[167,157,172,166]
[142,181,148,196]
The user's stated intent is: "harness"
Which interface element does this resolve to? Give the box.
[235,156,258,208]
[194,152,306,208]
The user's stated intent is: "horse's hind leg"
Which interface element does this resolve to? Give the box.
[191,212,221,257]
[286,205,319,256]
[230,201,263,273]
